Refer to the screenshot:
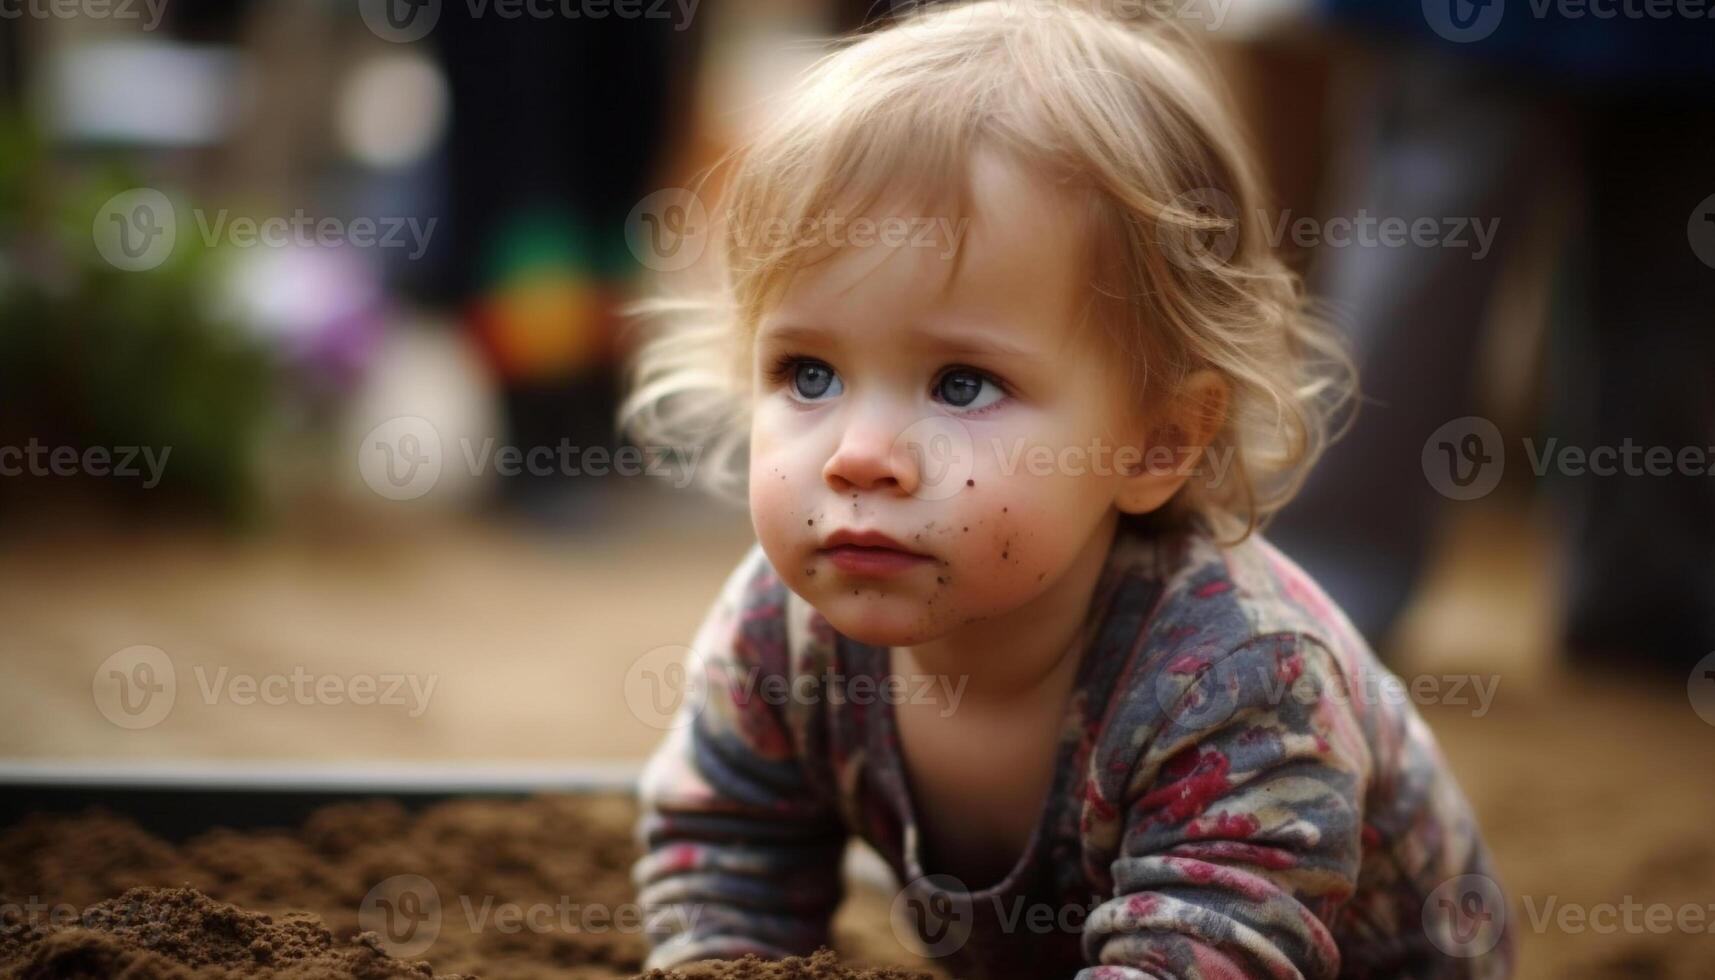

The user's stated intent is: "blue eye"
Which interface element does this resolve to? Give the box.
[934,368,1004,411]
[789,360,841,401]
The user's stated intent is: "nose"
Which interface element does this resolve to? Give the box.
[822,409,919,496]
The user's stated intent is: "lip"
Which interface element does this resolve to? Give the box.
[817,529,933,577]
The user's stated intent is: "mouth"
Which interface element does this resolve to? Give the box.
[817,529,934,577]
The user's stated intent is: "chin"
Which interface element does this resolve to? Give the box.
[807,587,951,648]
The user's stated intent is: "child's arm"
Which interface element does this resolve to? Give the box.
[1077,633,1364,979]
[632,547,848,969]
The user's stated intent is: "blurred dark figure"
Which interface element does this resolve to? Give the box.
[431,2,704,516]
[1273,2,1715,671]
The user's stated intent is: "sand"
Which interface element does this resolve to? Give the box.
[0,796,936,980]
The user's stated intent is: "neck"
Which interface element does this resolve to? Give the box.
[895,510,1120,706]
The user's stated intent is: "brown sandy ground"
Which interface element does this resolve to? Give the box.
[0,795,938,980]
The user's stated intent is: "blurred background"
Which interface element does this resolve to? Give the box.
[1,1,1712,977]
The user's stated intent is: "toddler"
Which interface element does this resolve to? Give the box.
[621,3,1510,977]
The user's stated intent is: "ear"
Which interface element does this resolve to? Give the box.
[1113,369,1230,516]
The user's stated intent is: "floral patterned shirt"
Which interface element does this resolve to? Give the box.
[633,519,1512,979]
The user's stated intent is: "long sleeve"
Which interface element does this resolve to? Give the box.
[1077,632,1366,980]
[632,546,849,970]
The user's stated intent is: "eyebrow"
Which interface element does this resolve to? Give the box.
[756,321,1037,359]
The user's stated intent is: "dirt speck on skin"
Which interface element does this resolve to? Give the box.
[0,798,938,980]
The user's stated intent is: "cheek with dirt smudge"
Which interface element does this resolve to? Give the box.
[900,498,1063,633]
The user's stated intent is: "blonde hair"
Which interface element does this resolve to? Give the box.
[619,0,1355,542]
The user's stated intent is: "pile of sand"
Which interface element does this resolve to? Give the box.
[1,885,457,978]
[0,798,933,980]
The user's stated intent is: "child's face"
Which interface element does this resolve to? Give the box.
[748,151,1145,648]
